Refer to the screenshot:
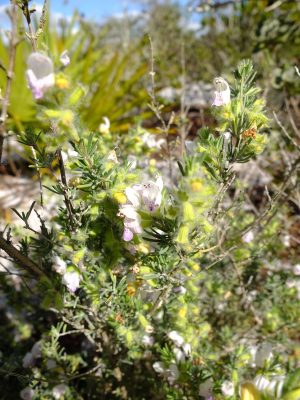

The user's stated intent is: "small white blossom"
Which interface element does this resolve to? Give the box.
[167,363,179,384]
[168,330,184,347]
[60,50,70,67]
[224,131,231,141]
[62,271,81,292]
[174,347,185,362]
[242,230,254,243]
[52,256,67,275]
[142,334,154,347]
[20,387,35,400]
[26,52,55,99]
[293,264,300,275]
[142,132,165,149]
[221,380,234,397]
[153,361,165,374]
[282,234,290,247]
[182,342,191,356]
[212,77,230,106]
[53,384,68,399]
[107,150,119,164]
[127,155,137,170]
[99,117,110,134]
[22,342,41,368]
[254,375,285,397]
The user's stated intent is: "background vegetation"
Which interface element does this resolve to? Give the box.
[0,1,299,399]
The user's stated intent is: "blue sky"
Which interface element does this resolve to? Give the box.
[0,0,191,23]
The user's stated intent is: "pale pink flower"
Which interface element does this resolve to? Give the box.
[26,52,55,99]
[212,77,230,106]
[119,176,163,241]
[242,230,254,243]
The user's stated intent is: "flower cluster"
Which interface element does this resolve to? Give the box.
[118,176,163,241]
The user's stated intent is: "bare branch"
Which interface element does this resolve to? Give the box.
[0,233,43,277]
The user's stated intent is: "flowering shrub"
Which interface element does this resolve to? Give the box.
[0,2,300,400]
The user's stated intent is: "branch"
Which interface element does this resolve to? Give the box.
[56,148,76,231]
[0,234,43,277]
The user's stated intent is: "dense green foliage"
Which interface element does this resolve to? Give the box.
[0,1,299,399]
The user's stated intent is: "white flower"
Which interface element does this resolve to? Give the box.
[212,77,230,106]
[99,117,110,134]
[224,131,231,141]
[60,50,70,67]
[182,342,191,356]
[141,176,163,212]
[242,230,254,243]
[20,387,35,400]
[107,150,119,164]
[26,52,55,99]
[167,363,179,384]
[254,375,285,397]
[127,155,137,170]
[174,347,185,362]
[168,330,184,347]
[221,380,234,397]
[142,334,154,347]
[153,361,165,374]
[142,132,165,149]
[119,204,142,242]
[52,256,67,275]
[62,271,81,292]
[293,264,300,275]
[119,176,163,241]
[199,378,213,398]
[22,341,41,368]
[53,384,68,399]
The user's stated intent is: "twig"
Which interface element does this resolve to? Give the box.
[241,154,300,236]
[273,111,300,151]
[148,35,174,182]
[209,173,236,221]
[56,149,76,231]
[0,1,18,165]
[31,146,44,206]
[21,2,47,206]
[0,233,42,277]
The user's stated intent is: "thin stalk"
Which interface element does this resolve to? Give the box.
[0,1,18,165]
